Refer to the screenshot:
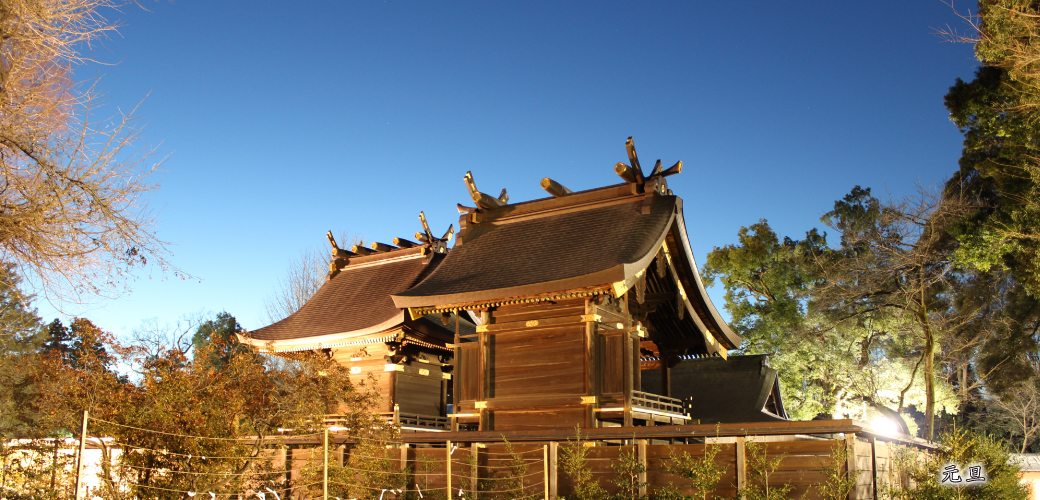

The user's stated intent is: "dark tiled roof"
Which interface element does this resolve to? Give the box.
[249,253,441,341]
[394,195,675,306]
[643,354,788,423]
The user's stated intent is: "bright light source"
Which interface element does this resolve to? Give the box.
[871,417,900,436]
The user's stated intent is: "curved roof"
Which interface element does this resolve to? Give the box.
[391,184,740,350]
[394,194,674,306]
[242,249,441,348]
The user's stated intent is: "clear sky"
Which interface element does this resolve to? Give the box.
[43,1,982,335]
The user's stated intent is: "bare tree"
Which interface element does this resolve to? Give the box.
[261,231,361,324]
[0,0,177,303]
[988,380,1040,453]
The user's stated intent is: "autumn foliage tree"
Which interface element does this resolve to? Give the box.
[0,0,176,304]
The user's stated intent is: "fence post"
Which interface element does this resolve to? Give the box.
[636,439,647,498]
[543,445,549,500]
[869,436,877,500]
[323,428,329,500]
[471,443,479,499]
[846,434,857,500]
[73,409,89,500]
[447,440,453,499]
[400,443,409,471]
[548,441,558,500]
[735,437,746,500]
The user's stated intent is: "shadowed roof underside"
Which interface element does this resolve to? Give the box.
[248,251,439,342]
[393,195,675,307]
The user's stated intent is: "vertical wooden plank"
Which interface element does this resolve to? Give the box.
[846,434,857,500]
[549,441,559,500]
[543,445,550,500]
[735,437,746,498]
[870,436,877,500]
[637,440,647,498]
[471,443,480,499]
[400,443,408,471]
[447,440,453,499]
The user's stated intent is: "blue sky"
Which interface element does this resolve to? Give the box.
[44,1,981,335]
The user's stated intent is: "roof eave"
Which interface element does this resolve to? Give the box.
[391,266,626,309]
[237,312,407,351]
[671,200,742,350]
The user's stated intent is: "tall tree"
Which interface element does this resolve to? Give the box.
[0,0,178,303]
[702,219,958,426]
[814,186,973,440]
[942,1,1040,296]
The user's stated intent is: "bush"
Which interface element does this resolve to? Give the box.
[886,426,1028,500]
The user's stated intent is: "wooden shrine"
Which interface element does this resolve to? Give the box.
[240,138,772,432]
[392,138,742,431]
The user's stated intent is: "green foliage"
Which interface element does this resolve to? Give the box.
[191,311,252,370]
[739,440,793,500]
[943,1,1040,297]
[559,429,606,500]
[659,440,727,500]
[610,446,646,500]
[886,427,1028,500]
[812,443,856,500]
[702,216,958,424]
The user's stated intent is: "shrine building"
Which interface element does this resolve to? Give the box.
[238,138,786,432]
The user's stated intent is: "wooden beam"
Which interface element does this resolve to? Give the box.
[350,244,378,255]
[472,190,504,209]
[393,237,419,248]
[660,160,682,177]
[615,162,638,183]
[625,137,645,182]
[371,242,398,252]
[541,177,573,197]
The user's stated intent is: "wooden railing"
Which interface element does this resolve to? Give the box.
[631,390,686,417]
[323,412,450,432]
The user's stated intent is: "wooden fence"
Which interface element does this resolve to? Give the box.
[271,419,930,500]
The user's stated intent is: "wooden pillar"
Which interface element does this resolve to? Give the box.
[543,445,550,500]
[548,441,559,500]
[636,440,647,498]
[478,310,490,431]
[622,293,633,427]
[735,437,746,499]
[846,434,857,500]
[623,331,633,427]
[584,298,597,428]
[453,312,460,418]
[400,443,409,471]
